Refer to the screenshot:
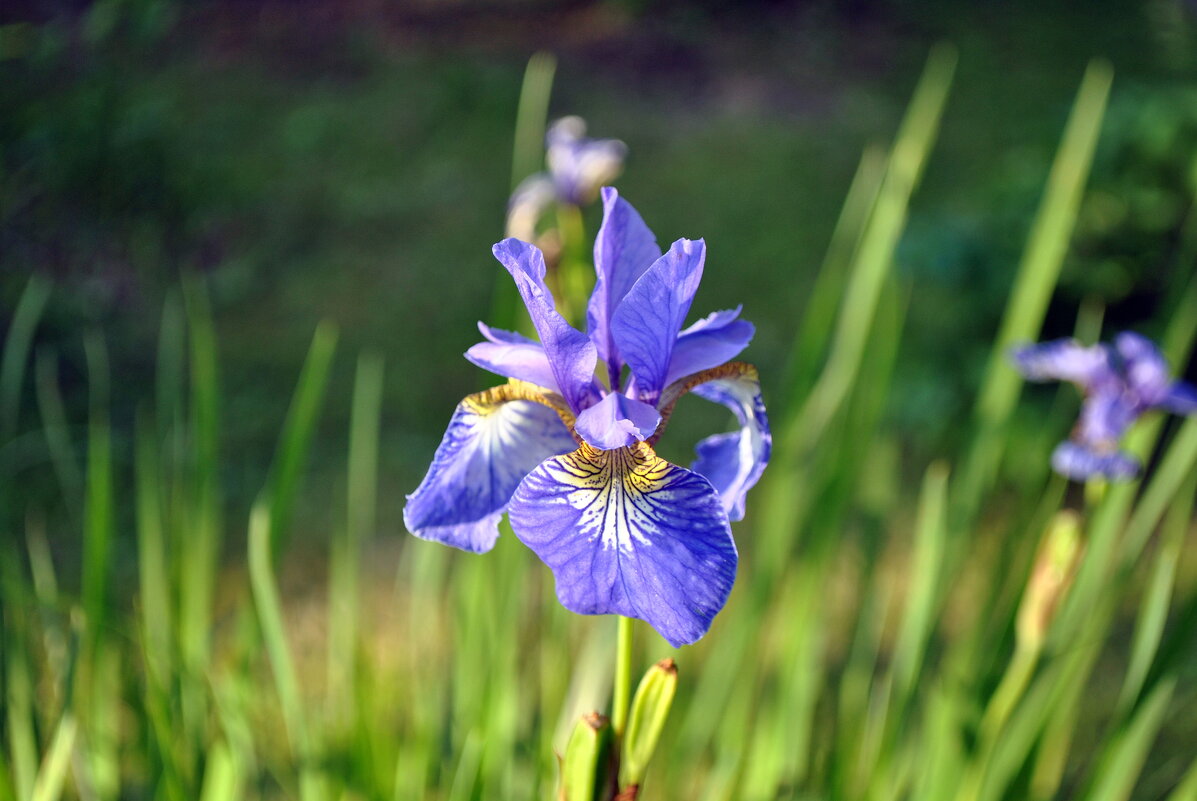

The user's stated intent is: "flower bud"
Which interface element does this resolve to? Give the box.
[619,658,679,789]
[1017,510,1084,652]
[560,711,612,801]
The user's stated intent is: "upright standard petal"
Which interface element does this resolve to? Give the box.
[664,306,756,387]
[493,238,600,412]
[404,384,578,553]
[588,188,662,382]
[573,391,661,450]
[465,322,559,392]
[1012,339,1112,386]
[1115,332,1172,405]
[610,238,706,404]
[509,442,737,647]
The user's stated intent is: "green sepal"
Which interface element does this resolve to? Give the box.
[560,711,613,801]
[619,658,679,788]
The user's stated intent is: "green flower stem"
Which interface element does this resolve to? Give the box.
[612,616,635,738]
[555,203,591,326]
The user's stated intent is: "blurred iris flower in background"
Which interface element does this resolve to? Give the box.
[506,116,627,241]
[1013,332,1197,479]
[405,187,770,646]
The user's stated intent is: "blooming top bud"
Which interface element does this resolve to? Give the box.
[546,116,627,206]
[405,188,771,646]
[1012,332,1197,480]
[506,117,627,240]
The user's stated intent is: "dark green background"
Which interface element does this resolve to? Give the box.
[4,0,1196,539]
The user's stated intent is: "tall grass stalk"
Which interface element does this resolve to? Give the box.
[955,60,1113,521]
[0,275,50,442]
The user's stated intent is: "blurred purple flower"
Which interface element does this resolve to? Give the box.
[1013,332,1197,480]
[505,117,626,240]
[406,188,769,646]
[545,116,627,206]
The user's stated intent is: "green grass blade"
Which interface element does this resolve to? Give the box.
[135,410,172,680]
[956,60,1113,518]
[755,43,955,577]
[85,642,122,798]
[975,607,1107,801]
[179,278,221,674]
[327,351,384,725]
[1116,468,1196,714]
[1081,678,1176,801]
[0,274,50,441]
[25,515,59,607]
[891,460,949,706]
[492,51,556,332]
[263,320,339,552]
[510,51,556,191]
[912,686,965,801]
[248,502,317,797]
[783,43,956,456]
[34,348,82,520]
[156,289,186,438]
[779,144,887,407]
[82,332,114,647]
[30,714,77,801]
[1028,681,1083,801]
[1119,418,1197,564]
[347,351,383,553]
[446,730,483,801]
[4,606,38,801]
[198,741,242,801]
[1166,753,1197,801]
[184,278,220,483]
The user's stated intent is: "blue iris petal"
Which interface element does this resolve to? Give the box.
[1115,332,1173,406]
[1051,441,1140,481]
[588,187,662,383]
[1012,338,1113,387]
[1013,331,1197,483]
[465,322,559,392]
[610,238,706,405]
[492,238,601,413]
[404,393,578,553]
[1077,390,1139,445]
[509,443,737,648]
[408,189,771,645]
[689,370,772,521]
[665,306,755,387]
[573,391,661,450]
[546,118,628,206]
[1160,382,1197,415]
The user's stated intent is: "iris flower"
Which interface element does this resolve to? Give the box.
[544,116,627,206]
[1013,332,1197,480]
[405,188,770,646]
[506,117,627,240]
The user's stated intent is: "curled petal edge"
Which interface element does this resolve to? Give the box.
[653,361,772,521]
